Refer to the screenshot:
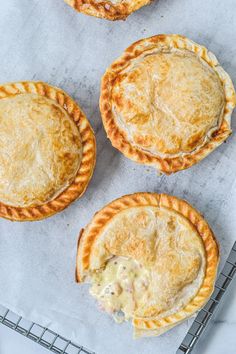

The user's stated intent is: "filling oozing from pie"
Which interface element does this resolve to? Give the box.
[111,48,225,157]
[0,94,82,207]
[90,256,150,322]
[87,206,206,323]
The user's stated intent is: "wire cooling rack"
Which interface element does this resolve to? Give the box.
[0,305,95,354]
[177,241,236,354]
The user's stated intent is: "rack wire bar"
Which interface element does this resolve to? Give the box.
[0,305,95,354]
[177,241,236,354]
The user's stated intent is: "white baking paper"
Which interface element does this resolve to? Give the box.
[0,1,236,353]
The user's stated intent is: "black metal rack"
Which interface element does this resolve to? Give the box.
[0,305,95,354]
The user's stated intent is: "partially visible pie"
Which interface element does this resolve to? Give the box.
[100,34,236,174]
[0,81,96,221]
[64,0,151,21]
[76,192,219,337]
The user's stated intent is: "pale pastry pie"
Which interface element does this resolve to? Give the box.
[76,192,219,338]
[100,34,236,174]
[0,82,96,221]
[64,0,151,20]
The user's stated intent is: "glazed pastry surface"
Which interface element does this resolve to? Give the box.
[64,0,151,20]
[112,49,225,156]
[0,94,82,207]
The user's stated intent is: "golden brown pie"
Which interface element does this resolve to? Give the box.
[76,192,219,337]
[64,0,151,20]
[0,81,96,221]
[100,34,236,174]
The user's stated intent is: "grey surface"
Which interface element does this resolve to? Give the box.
[0,324,49,354]
[0,1,236,354]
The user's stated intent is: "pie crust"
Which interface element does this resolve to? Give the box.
[0,81,96,221]
[64,0,151,21]
[76,192,219,337]
[100,34,236,174]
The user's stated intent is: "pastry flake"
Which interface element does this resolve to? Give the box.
[100,34,236,173]
[76,192,219,337]
[64,0,151,21]
[0,82,96,221]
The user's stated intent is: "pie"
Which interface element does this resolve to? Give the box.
[0,81,96,221]
[64,0,151,21]
[76,192,219,337]
[100,34,236,174]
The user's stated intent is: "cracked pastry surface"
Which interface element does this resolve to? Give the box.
[64,0,151,21]
[0,82,96,221]
[76,193,219,337]
[100,34,236,173]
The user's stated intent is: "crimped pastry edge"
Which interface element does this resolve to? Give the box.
[0,81,96,221]
[64,0,151,21]
[76,192,219,334]
[100,34,236,174]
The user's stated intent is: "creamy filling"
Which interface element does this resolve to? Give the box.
[89,252,204,323]
[89,256,150,322]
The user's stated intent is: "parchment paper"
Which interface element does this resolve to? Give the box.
[0,1,236,353]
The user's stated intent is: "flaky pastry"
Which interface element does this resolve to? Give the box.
[100,34,236,173]
[0,81,96,221]
[64,0,151,20]
[76,192,219,338]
